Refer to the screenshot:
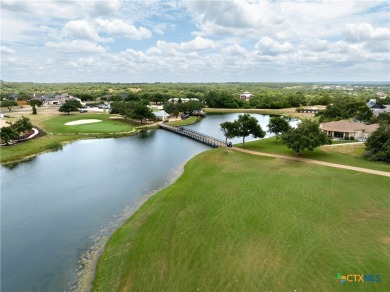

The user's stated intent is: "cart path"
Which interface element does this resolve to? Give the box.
[232,147,390,178]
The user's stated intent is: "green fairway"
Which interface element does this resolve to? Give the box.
[241,137,390,172]
[93,149,389,292]
[41,113,135,133]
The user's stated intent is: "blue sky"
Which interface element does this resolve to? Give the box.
[1,0,389,82]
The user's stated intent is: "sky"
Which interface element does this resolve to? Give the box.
[1,0,389,83]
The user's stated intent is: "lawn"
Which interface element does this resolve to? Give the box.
[239,137,390,172]
[0,135,81,164]
[168,116,202,126]
[93,149,389,292]
[41,113,135,133]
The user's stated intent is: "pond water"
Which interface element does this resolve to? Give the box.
[1,113,296,291]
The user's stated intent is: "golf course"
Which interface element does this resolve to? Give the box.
[41,113,135,134]
[92,148,389,292]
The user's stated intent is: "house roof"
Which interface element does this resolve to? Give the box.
[153,110,170,117]
[366,100,386,109]
[320,120,379,133]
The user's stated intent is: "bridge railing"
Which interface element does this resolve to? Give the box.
[159,124,225,147]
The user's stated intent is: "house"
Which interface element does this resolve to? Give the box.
[153,110,170,121]
[39,94,60,105]
[320,120,379,140]
[168,98,199,103]
[239,91,253,101]
[366,99,386,111]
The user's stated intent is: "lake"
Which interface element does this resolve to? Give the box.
[1,113,296,291]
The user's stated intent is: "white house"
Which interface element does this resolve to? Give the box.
[168,98,199,103]
[239,91,253,101]
[153,110,170,121]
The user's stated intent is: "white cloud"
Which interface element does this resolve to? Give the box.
[180,36,216,50]
[255,37,294,55]
[221,43,247,56]
[95,18,152,39]
[0,46,16,54]
[63,20,108,42]
[1,0,121,19]
[344,23,390,42]
[45,40,106,53]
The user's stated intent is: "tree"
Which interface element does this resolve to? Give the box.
[355,105,373,122]
[0,126,19,145]
[220,121,238,144]
[267,116,290,141]
[364,123,390,162]
[58,100,82,114]
[131,103,155,123]
[29,100,43,107]
[1,100,18,111]
[233,114,265,146]
[32,105,37,114]
[12,116,33,140]
[281,119,331,155]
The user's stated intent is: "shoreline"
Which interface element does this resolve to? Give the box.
[0,116,203,166]
[72,165,186,292]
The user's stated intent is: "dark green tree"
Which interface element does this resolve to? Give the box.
[12,116,33,140]
[233,114,265,146]
[281,119,331,155]
[1,100,18,111]
[0,125,19,145]
[267,116,291,141]
[355,105,373,122]
[220,121,238,144]
[58,100,82,114]
[131,103,155,123]
[364,123,390,162]
[29,100,43,107]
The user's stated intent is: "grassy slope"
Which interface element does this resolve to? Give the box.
[240,137,390,172]
[41,113,135,133]
[168,116,202,126]
[0,135,82,164]
[93,149,389,292]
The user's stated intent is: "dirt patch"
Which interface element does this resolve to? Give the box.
[0,119,10,128]
[65,119,102,126]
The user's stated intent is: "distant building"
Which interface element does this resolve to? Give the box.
[153,110,170,121]
[320,120,379,140]
[168,98,199,103]
[366,99,386,114]
[239,91,253,101]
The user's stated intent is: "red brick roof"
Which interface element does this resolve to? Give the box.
[320,121,379,133]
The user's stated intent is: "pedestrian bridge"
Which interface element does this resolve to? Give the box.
[159,123,225,148]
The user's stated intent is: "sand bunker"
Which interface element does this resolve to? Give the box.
[65,119,102,126]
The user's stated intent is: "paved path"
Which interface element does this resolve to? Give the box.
[232,147,390,178]
[322,142,364,147]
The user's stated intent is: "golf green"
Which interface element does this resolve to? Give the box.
[41,114,135,133]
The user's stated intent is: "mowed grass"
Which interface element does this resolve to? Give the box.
[93,149,390,292]
[240,137,390,172]
[0,135,81,164]
[169,116,202,126]
[41,113,135,133]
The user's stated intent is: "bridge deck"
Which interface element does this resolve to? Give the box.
[159,123,225,148]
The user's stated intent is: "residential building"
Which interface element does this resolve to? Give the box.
[239,91,253,101]
[320,120,379,140]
